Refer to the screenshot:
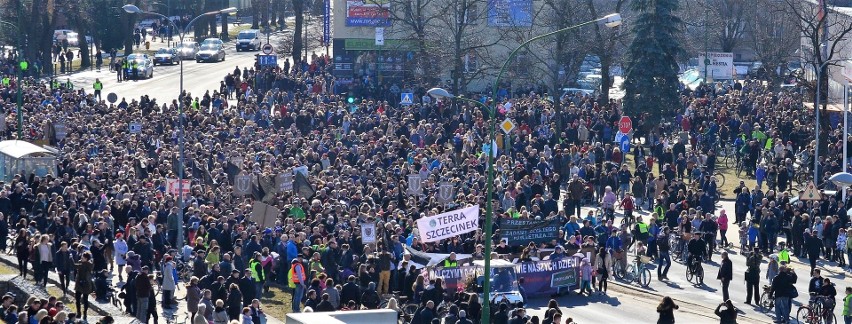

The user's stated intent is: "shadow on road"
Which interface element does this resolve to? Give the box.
[560,293,622,308]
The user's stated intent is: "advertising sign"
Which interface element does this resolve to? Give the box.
[416,205,480,242]
[346,0,391,27]
[698,52,734,80]
[488,0,533,27]
[323,0,331,45]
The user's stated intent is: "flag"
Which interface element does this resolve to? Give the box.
[294,171,315,199]
[224,162,240,183]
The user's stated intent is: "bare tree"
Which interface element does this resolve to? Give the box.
[380,0,443,86]
[746,0,799,88]
[785,0,852,109]
[431,0,508,94]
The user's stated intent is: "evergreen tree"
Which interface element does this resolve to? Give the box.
[622,0,684,126]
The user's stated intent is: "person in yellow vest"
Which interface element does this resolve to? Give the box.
[93,78,103,101]
[64,78,73,90]
[777,242,790,265]
[50,79,59,90]
[442,252,458,268]
[633,216,650,251]
[131,60,139,80]
[289,254,307,313]
[192,98,200,110]
[1,76,10,86]
[249,252,265,300]
[843,286,852,324]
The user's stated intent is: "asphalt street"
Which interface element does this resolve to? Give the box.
[554,200,851,324]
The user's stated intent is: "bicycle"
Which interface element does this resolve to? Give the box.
[796,293,837,324]
[685,256,704,285]
[620,212,635,228]
[164,311,190,324]
[758,285,774,313]
[619,255,652,287]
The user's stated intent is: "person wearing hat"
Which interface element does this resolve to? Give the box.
[289,254,307,313]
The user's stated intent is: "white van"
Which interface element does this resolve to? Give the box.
[235,29,260,51]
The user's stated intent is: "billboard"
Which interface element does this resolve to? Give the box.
[698,52,734,80]
[488,0,533,27]
[346,0,391,27]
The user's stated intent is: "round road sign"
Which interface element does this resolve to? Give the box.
[618,116,633,134]
[261,44,274,55]
[107,93,118,103]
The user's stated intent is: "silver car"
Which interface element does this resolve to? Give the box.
[176,42,199,60]
[196,44,225,63]
[153,48,179,65]
[124,54,154,79]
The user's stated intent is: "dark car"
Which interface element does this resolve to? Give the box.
[196,44,225,63]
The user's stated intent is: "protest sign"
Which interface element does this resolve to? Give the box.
[250,201,280,228]
[416,205,479,243]
[499,218,561,245]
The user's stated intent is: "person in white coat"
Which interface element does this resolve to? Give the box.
[113,233,129,282]
[161,255,178,309]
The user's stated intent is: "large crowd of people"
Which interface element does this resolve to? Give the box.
[0,38,851,324]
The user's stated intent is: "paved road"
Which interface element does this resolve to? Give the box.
[589,200,850,324]
[525,282,771,324]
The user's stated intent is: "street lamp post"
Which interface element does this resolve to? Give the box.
[426,13,621,324]
[814,59,843,185]
[123,4,237,248]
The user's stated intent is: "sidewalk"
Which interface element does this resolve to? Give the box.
[0,252,284,324]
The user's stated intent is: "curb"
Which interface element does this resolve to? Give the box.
[0,253,141,323]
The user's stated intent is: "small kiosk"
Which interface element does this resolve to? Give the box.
[0,140,58,181]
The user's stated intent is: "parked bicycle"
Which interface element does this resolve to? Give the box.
[758,285,774,313]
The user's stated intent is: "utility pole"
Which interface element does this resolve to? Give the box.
[703,0,708,82]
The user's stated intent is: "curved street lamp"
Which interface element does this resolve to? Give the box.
[123,3,237,248]
[427,13,623,324]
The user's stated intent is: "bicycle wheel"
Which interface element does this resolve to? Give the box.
[724,156,735,168]
[639,268,652,287]
[624,264,636,282]
[613,262,624,280]
[714,172,726,187]
[403,304,419,317]
[686,266,694,283]
[759,292,771,313]
[797,306,812,324]
[825,312,838,324]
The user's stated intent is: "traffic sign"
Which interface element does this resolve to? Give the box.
[400,92,414,105]
[258,55,277,66]
[107,93,117,103]
[261,44,274,55]
[619,116,633,134]
[800,181,822,201]
[500,118,516,134]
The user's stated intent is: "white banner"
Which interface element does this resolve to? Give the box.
[166,178,191,195]
[698,52,734,80]
[416,205,480,243]
[375,27,385,46]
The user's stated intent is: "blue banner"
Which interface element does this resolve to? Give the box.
[323,0,331,45]
[488,0,533,27]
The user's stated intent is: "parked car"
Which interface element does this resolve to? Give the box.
[175,42,199,60]
[153,48,179,65]
[125,53,154,79]
[236,29,261,51]
[196,44,225,63]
